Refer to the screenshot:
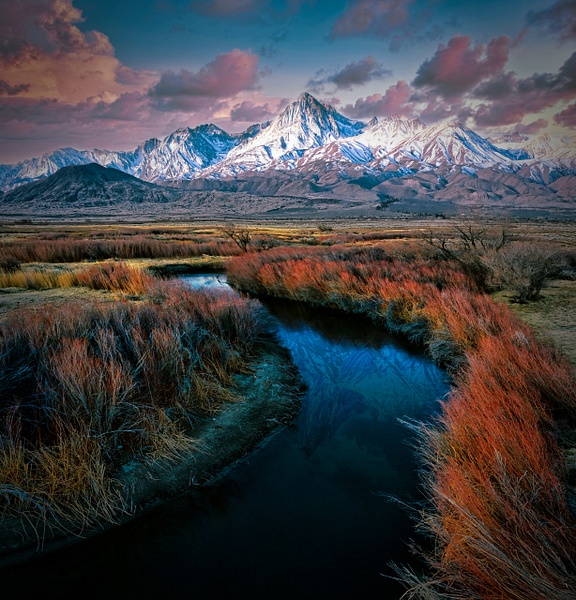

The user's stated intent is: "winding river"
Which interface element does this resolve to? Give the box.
[2,274,449,599]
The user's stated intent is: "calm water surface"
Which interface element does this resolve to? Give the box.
[2,274,449,599]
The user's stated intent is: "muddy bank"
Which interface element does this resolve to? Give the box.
[0,344,302,567]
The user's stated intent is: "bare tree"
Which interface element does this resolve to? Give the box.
[422,220,509,292]
[489,242,565,303]
[423,219,564,302]
[222,225,252,253]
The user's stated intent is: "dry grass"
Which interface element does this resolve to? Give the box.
[0,262,155,295]
[495,279,576,366]
[0,278,272,531]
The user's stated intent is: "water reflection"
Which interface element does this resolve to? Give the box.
[1,273,449,600]
[180,273,231,291]
[261,296,447,457]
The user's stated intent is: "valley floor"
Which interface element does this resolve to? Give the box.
[0,217,574,597]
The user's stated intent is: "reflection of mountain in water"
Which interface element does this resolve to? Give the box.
[264,298,448,457]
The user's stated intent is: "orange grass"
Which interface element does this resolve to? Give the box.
[0,235,241,264]
[0,262,157,295]
[227,244,576,598]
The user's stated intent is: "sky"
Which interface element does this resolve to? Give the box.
[0,0,575,163]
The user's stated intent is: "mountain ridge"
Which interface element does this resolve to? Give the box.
[1,92,575,213]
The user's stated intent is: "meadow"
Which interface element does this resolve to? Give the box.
[0,219,575,598]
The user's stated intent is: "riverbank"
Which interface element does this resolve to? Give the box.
[0,272,302,565]
[227,245,576,598]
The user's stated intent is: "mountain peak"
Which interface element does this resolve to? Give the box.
[274,92,362,137]
[297,91,320,104]
[279,93,328,122]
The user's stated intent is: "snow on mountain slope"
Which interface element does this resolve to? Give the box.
[384,123,531,166]
[232,114,535,183]
[0,123,259,191]
[0,92,574,202]
[523,133,576,160]
[354,114,427,151]
[198,92,365,177]
[131,124,242,181]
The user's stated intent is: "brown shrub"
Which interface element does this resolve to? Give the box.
[0,282,271,529]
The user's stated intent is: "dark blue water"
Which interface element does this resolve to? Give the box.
[1,274,449,599]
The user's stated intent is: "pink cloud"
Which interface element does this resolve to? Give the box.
[190,0,314,17]
[149,49,260,112]
[469,51,576,127]
[91,92,151,121]
[413,35,510,97]
[554,103,576,127]
[342,80,413,118]
[0,0,156,105]
[230,100,273,122]
[0,0,113,59]
[190,0,267,16]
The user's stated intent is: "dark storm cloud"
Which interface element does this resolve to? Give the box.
[329,56,391,89]
[308,56,391,92]
[0,81,31,96]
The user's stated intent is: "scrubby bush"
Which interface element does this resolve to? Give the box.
[424,222,567,302]
[0,257,21,274]
[489,242,566,302]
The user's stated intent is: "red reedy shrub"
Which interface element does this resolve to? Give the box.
[0,236,241,264]
[226,243,576,598]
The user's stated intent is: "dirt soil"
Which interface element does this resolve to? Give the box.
[0,344,302,566]
[494,279,576,367]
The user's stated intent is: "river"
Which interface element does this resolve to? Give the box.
[2,273,449,599]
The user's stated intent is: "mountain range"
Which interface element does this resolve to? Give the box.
[1,92,575,217]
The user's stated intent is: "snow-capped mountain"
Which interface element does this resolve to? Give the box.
[0,123,263,191]
[0,92,575,213]
[198,92,365,178]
